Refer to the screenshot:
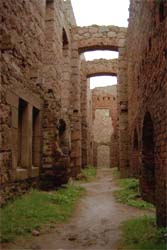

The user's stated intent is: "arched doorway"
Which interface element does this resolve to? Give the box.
[132,128,139,177]
[141,112,155,204]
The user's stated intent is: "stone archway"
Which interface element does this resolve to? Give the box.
[71,24,127,174]
[141,112,155,204]
[84,59,118,78]
[72,25,126,53]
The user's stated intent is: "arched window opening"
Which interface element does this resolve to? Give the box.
[57,119,68,155]
[142,112,155,204]
[45,0,54,18]
[63,28,69,47]
[58,119,66,137]
[18,98,28,168]
[32,107,40,168]
[133,128,138,150]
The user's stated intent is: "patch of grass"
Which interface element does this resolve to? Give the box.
[121,216,167,250]
[81,166,96,182]
[0,184,85,243]
[113,171,154,210]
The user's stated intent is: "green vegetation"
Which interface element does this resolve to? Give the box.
[81,166,97,182]
[0,184,85,243]
[113,169,154,210]
[121,216,167,250]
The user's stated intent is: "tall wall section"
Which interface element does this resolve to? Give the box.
[41,0,76,187]
[127,0,167,227]
[1,0,45,203]
[92,86,118,168]
[0,0,79,203]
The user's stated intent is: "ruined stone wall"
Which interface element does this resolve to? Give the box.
[41,0,64,184]
[127,0,167,227]
[63,0,76,26]
[0,0,78,203]
[72,25,126,53]
[117,45,129,177]
[41,0,76,187]
[1,0,46,203]
[92,86,118,168]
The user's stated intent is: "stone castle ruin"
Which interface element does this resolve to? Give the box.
[1,0,167,227]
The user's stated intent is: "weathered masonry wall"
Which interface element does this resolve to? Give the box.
[0,0,79,203]
[1,0,45,203]
[1,16,128,203]
[92,86,118,169]
[127,0,167,227]
[117,45,129,177]
[41,0,73,187]
[72,25,126,52]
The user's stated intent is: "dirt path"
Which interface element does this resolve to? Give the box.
[2,168,154,250]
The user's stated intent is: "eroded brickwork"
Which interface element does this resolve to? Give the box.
[92,86,118,168]
[1,0,45,202]
[72,25,126,53]
[1,0,78,202]
[127,0,167,227]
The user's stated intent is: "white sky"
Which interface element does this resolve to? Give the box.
[71,0,130,89]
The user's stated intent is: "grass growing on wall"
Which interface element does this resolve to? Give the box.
[113,169,154,210]
[81,166,97,182]
[120,216,167,250]
[0,184,85,243]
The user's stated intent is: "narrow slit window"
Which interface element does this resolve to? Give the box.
[32,107,40,168]
[18,98,28,168]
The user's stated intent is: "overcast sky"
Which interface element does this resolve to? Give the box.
[71,0,130,88]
